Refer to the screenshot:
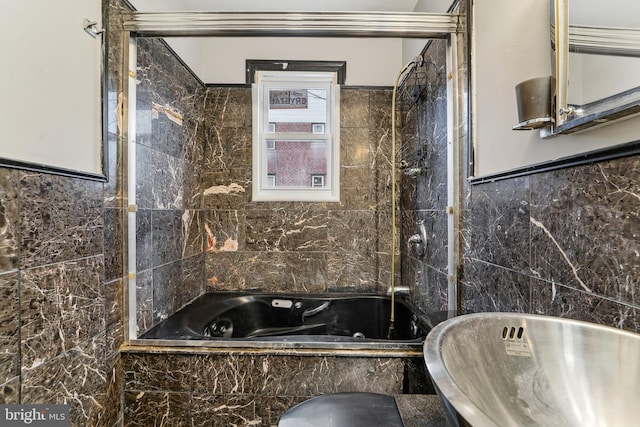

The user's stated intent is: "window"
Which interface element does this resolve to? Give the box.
[252,71,340,202]
[267,174,276,187]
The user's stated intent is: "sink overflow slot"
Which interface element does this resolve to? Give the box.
[502,326,525,340]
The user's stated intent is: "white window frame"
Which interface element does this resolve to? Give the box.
[312,123,325,134]
[252,70,340,202]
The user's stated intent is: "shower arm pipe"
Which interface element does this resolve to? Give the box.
[390,58,417,325]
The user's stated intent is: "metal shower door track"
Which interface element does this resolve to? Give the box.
[122,11,462,38]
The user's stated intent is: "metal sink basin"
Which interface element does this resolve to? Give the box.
[423,313,640,427]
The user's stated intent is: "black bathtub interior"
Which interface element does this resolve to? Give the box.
[139,293,430,342]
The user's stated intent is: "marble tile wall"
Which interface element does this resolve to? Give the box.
[133,37,395,337]
[399,39,451,315]
[202,87,394,295]
[0,169,123,427]
[134,37,208,334]
[121,351,425,426]
[463,158,640,331]
[0,1,126,425]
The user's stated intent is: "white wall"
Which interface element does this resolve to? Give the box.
[165,37,404,86]
[570,53,640,105]
[402,0,455,65]
[0,0,103,175]
[472,0,640,177]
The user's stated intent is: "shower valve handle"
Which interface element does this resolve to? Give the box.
[408,221,427,257]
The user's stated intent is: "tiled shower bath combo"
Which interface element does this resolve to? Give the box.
[0,0,638,425]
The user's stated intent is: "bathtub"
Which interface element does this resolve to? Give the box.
[138,293,430,351]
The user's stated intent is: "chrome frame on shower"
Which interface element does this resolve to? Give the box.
[120,10,465,345]
[121,11,461,38]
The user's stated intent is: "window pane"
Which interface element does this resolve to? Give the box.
[266,139,328,188]
[268,89,327,133]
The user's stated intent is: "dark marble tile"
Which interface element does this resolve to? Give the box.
[263,356,404,396]
[152,210,183,268]
[135,269,153,336]
[340,168,379,210]
[191,395,258,427]
[341,127,372,168]
[369,89,393,130]
[182,253,205,297]
[341,89,370,128]
[531,277,639,332]
[326,251,378,292]
[135,144,155,210]
[0,169,19,271]
[414,141,448,211]
[137,39,205,167]
[201,170,248,211]
[124,391,191,427]
[122,353,191,392]
[401,209,449,312]
[468,177,531,273]
[151,150,186,210]
[135,86,154,148]
[205,251,326,293]
[326,210,379,291]
[462,260,530,314]
[0,376,19,404]
[402,357,435,394]
[205,126,251,171]
[183,158,205,211]
[150,109,187,161]
[21,257,105,366]
[19,173,103,268]
[0,337,18,389]
[0,272,19,384]
[414,266,449,314]
[419,210,449,270]
[530,159,640,307]
[152,260,183,324]
[136,209,153,272]
[104,131,127,208]
[22,334,107,427]
[256,395,305,427]
[103,207,124,282]
[246,207,328,252]
[206,87,252,128]
[105,278,124,359]
[183,209,205,258]
[191,354,404,397]
[203,210,243,253]
[395,394,449,427]
[400,173,418,212]
[0,271,19,339]
[95,356,123,427]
